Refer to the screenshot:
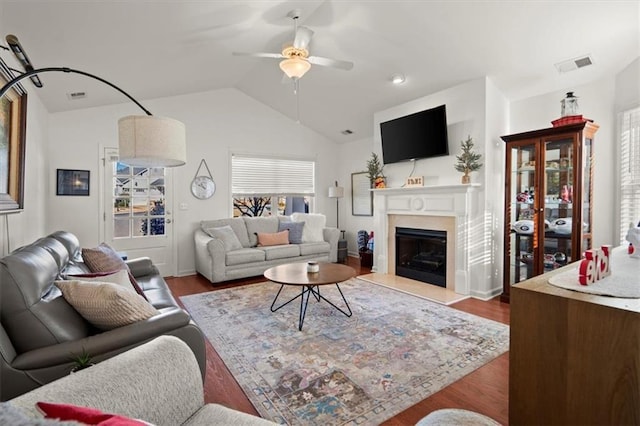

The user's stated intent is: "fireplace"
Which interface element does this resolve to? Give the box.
[395,227,447,287]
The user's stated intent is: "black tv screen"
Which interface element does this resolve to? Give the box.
[380,104,449,164]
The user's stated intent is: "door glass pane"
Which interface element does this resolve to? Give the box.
[543,138,574,272]
[114,219,130,238]
[509,144,536,285]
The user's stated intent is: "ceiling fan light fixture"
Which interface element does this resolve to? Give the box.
[279,57,311,79]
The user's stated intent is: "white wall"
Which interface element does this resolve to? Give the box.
[0,5,50,256]
[336,136,375,255]
[510,77,617,246]
[46,88,341,276]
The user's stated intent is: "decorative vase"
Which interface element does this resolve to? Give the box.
[461,172,470,184]
[373,177,386,189]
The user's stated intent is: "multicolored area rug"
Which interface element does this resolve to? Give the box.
[181,279,509,425]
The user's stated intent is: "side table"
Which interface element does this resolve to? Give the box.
[337,239,347,263]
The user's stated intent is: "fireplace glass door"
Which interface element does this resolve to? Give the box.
[395,227,447,287]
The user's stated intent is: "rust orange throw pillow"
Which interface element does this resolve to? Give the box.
[256,230,289,247]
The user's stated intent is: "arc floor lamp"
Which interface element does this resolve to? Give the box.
[1,35,186,168]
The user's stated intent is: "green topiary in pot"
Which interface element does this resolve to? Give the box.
[454,135,482,184]
[366,152,385,188]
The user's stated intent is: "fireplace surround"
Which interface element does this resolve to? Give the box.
[372,184,485,296]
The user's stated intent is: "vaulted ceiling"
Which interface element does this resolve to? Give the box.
[2,1,638,143]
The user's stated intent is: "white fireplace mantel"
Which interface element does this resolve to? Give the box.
[371,184,482,295]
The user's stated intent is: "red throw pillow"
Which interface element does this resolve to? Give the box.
[36,402,149,425]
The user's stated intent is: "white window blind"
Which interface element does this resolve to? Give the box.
[232,154,315,196]
[619,106,640,243]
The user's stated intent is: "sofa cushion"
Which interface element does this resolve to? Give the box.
[225,248,266,266]
[299,241,331,256]
[82,243,129,273]
[204,225,243,251]
[259,244,300,261]
[244,217,279,247]
[185,403,276,426]
[277,220,305,244]
[257,230,289,247]
[0,245,91,354]
[291,213,326,243]
[201,218,250,248]
[55,280,159,330]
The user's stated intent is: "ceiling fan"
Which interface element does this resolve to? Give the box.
[232,9,354,81]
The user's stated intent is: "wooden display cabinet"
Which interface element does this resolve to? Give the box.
[501,121,598,303]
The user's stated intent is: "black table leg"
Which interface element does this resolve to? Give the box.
[271,283,352,331]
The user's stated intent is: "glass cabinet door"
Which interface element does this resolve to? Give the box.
[507,142,537,285]
[542,137,574,272]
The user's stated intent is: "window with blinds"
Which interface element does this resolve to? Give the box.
[619,106,640,243]
[231,154,315,217]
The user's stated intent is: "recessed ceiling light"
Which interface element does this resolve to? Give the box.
[390,73,406,84]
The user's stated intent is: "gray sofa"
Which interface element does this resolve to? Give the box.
[0,231,206,401]
[195,214,340,283]
[8,335,274,425]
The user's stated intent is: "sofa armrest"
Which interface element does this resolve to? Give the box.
[10,336,204,426]
[125,257,156,277]
[194,228,227,283]
[12,308,192,370]
[323,227,340,263]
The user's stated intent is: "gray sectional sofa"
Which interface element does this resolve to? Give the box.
[195,214,340,283]
[0,231,206,401]
[8,336,274,425]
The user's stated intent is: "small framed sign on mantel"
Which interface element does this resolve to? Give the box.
[405,176,424,187]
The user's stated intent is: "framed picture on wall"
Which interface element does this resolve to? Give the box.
[56,169,90,196]
[0,58,27,212]
[351,171,373,216]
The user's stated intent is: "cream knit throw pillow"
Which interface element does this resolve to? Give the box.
[55,280,159,330]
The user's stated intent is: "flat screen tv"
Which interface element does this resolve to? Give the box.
[380,104,449,164]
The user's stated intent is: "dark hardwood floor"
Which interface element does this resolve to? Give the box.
[166,257,510,425]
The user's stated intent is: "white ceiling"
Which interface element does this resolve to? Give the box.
[2,1,638,143]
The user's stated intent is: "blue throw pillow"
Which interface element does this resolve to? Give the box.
[278,221,305,244]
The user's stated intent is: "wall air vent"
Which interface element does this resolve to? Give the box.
[66,91,87,100]
[341,129,354,135]
[555,54,594,73]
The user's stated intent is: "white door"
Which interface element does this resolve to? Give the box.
[102,147,175,276]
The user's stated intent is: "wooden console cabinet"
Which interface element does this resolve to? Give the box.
[510,264,640,425]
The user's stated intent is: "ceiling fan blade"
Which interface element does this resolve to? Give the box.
[307,55,354,70]
[293,26,314,50]
[232,52,284,59]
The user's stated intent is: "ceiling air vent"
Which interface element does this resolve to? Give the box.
[341,129,354,135]
[66,91,87,100]
[555,54,594,73]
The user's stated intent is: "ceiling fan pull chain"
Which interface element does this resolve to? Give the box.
[296,79,300,123]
